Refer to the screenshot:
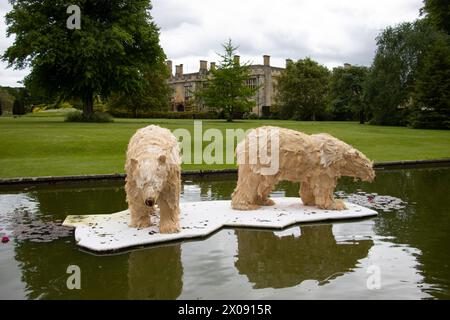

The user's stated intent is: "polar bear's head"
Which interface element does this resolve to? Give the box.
[341,148,375,182]
[316,133,375,182]
[130,154,168,208]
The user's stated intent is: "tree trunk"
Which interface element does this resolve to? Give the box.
[227,107,233,122]
[359,107,365,124]
[82,91,94,118]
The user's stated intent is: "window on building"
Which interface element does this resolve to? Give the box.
[184,84,193,101]
[246,78,258,90]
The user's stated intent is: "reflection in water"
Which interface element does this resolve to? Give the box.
[0,195,72,243]
[27,182,128,215]
[335,167,450,299]
[13,239,184,299]
[13,240,129,299]
[0,182,126,243]
[0,165,450,299]
[182,175,237,202]
[371,168,450,300]
[128,246,183,299]
[235,225,373,289]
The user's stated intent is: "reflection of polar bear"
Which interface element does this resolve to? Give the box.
[125,125,181,233]
[128,245,183,299]
[232,126,375,211]
[235,225,373,289]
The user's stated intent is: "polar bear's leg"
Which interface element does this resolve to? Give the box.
[126,180,152,228]
[129,202,152,228]
[311,175,347,210]
[231,164,262,210]
[300,181,315,206]
[255,176,277,206]
[312,182,334,210]
[158,194,181,234]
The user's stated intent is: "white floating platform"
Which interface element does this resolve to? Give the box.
[63,197,377,252]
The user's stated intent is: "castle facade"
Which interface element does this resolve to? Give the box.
[166,55,291,115]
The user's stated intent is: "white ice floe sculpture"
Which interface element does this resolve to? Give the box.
[63,197,377,252]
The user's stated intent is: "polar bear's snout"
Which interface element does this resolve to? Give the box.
[145,197,155,207]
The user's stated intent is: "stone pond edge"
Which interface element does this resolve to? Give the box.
[1,158,449,186]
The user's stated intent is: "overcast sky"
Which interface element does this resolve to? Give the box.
[0,0,423,86]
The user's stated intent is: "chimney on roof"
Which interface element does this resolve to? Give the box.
[285,59,293,67]
[263,55,270,67]
[210,62,216,71]
[199,60,208,73]
[175,64,183,77]
[166,60,173,77]
[234,55,240,65]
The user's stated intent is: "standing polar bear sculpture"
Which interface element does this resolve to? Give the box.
[231,126,375,211]
[125,125,181,233]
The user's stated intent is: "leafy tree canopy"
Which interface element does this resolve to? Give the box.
[276,57,330,121]
[2,0,165,117]
[421,0,450,34]
[329,65,368,123]
[411,31,450,129]
[364,20,436,125]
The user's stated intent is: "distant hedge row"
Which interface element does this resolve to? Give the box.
[109,110,220,119]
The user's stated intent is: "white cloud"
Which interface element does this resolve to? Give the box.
[153,0,422,72]
[0,0,422,86]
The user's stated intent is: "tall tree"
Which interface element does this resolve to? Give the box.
[195,40,257,122]
[276,58,330,121]
[410,32,450,129]
[329,65,368,123]
[2,0,165,118]
[421,0,450,34]
[365,20,435,125]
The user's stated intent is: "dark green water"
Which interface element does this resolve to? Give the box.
[0,166,449,299]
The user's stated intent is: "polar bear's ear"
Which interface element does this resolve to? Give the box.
[345,149,358,157]
[158,154,166,164]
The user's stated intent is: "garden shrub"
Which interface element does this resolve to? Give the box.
[109,109,219,119]
[65,110,114,123]
[261,106,271,118]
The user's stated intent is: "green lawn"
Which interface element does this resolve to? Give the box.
[1,115,449,178]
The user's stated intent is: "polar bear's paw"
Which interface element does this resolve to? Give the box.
[129,218,151,229]
[260,198,275,206]
[160,222,181,234]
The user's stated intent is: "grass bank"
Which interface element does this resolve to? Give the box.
[1,116,449,178]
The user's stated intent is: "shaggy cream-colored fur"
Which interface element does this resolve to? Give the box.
[125,125,181,233]
[231,126,375,211]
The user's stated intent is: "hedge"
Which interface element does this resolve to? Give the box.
[109,109,219,119]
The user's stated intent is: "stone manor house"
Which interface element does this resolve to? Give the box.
[166,55,292,115]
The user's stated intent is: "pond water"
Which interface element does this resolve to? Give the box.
[0,165,449,300]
